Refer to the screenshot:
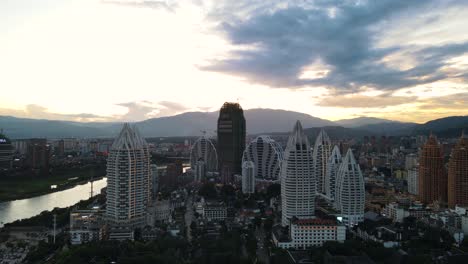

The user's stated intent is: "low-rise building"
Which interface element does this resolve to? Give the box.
[273,218,346,249]
[203,201,227,221]
[70,209,105,245]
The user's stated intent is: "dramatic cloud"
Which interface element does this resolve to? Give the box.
[116,101,191,121]
[203,0,468,93]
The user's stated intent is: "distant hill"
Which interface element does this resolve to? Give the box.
[335,117,398,128]
[0,116,113,139]
[411,116,468,137]
[0,109,334,138]
[1,112,466,139]
[335,117,417,136]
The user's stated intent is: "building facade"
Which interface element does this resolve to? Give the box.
[335,149,365,226]
[217,102,246,180]
[0,133,13,170]
[407,168,419,195]
[418,134,447,204]
[105,124,151,227]
[242,161,255,194]
[313,129,333,194]
[190,136,218,182]
[325,145,342,200]
[273,218,346,249]
[281,121,316,226]
[448,133,468,208]
[242,135,283,183]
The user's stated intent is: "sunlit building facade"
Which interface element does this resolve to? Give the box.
[106,124,151,227]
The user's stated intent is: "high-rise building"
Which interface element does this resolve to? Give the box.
[106,124,151,227]
[0,133,13,170]
[448,133,468,208]
[281,121,315,226]
[26,139,50,174]
[242,161,255,194]
[325,145,342,200]
[217,102,246,181]
[151,164,159,200]
[163,160,183,189]
[242,135,283,183]
[335,149,365,226]
[407,168,419,195]
[190,136,218,182]
[418,134,447,204]
[313,129,332,194]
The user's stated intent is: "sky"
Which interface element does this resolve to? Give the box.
[1,0,468,123]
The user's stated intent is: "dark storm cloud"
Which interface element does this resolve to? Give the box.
[203,0,468,92]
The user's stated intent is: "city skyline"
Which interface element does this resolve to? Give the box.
[1,0,468,123]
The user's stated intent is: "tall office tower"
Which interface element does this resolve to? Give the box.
[418,134,447,204]
[325,145,342,200]
[335,149,365,226]
[407,168,419,195]
[217,102,246,181]
[448,133,468,208]
[242,161,255,194]
[242,135,283,183]
[0,133,13,170]
[190,136,218,182]
[106,124,151,227]
[281,121,315,226]
[313,129,332,194]
[151,164,159,200]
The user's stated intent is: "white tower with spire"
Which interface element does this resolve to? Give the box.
[312,129,332,194]
[325,145,342,200]
[105,123,151,227]
[335,149,365,226]
[281,121,316,226]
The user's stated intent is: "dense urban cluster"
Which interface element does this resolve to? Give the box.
[0,102,468,264]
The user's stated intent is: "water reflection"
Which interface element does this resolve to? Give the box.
[0,178,107,227]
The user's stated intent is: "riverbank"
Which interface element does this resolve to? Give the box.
[0,166,105,202]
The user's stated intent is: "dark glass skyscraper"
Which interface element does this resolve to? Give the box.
[217,102,246,181]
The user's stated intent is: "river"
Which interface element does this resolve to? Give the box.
[0,178,107,227]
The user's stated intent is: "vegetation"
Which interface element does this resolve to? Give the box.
[49,237,189,264]
[192,229,252,264]
[0,164,105,202]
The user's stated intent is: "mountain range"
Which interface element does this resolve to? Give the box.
[0,109,466,139]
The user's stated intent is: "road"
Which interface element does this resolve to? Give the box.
[255,226,270,264]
